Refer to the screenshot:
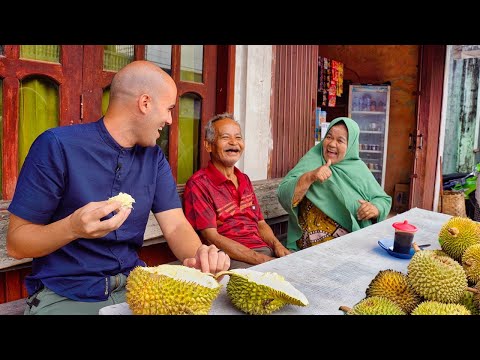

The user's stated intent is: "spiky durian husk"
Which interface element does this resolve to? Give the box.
[432,249,453,258]
[365,269,421,314]
[407,250,467,303]
[458,290,480,315]
[472,282,480,311]
[411,301,471,315]
[462,243,480,284]
[439,217,480,261]
[346,296,405,315]
[223,269,308,315]
[126,265,221,315]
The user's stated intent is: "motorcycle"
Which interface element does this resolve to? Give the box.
[442,163,480,220]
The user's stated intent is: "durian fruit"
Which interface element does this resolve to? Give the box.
[365,269,421,314]
[472,282,480,312]
[438,217,480,261]
[218,269,308,315]
[458,290,480,315]
[431,249,453,258]
[411,301,471,315]
[339,296,405,315]
[108,192,136,209]
[126,265,221,315]
[407,249,467,303]
[462,243,480,284]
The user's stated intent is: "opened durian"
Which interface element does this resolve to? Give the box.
[218,269,308,315]
[407,249,467,303]
[439,217,480,261]
[411,301,470,315]
[126,264,221,315]
[339,296,405,315]
[462,243,480,284]
[365,269,421,314]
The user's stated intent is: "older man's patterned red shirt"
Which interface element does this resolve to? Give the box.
[183,161,267,249]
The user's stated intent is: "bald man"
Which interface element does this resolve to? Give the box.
[6,60,230,315]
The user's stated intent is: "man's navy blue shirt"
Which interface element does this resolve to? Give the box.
[8,118,181,301]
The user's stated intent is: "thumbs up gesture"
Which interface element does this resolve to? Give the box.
[313,158,332,183]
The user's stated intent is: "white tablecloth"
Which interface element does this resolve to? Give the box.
[99,207,450,315]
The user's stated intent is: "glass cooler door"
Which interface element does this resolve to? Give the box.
[348,84,390,188]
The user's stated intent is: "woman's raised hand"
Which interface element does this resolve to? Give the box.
[314,159,332,183]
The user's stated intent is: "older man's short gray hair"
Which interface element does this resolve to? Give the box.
[204,112,239,143]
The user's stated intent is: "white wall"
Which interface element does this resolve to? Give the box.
[434,45,452,212]
[233,45,273,181]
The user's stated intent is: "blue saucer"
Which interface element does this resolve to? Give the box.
[378,239,415,259]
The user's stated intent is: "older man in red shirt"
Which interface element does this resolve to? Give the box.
[183,113,291,269]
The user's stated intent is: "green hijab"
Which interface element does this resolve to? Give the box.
[277,117,392,251]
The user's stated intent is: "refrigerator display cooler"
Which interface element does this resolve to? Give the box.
[348,84,390,188]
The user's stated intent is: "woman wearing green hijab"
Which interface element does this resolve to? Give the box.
[277,117,392,251]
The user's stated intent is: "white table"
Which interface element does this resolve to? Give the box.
[99,208,450,315]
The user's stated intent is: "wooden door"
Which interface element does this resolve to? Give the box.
[409,45,446,210]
